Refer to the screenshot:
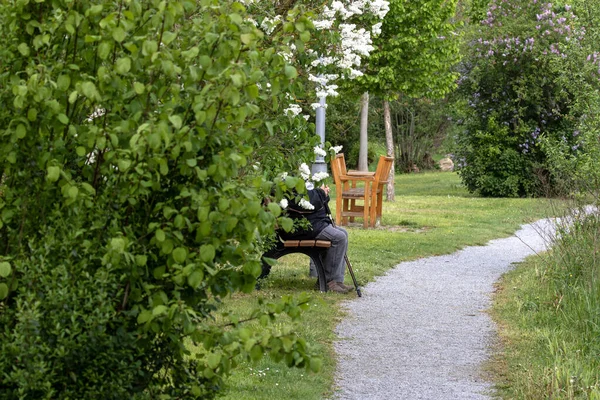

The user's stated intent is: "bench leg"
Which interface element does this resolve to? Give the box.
[310,252,328,292]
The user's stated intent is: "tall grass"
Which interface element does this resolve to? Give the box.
[492,205,600,399]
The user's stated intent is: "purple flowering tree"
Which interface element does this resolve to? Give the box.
[453,0,590,197]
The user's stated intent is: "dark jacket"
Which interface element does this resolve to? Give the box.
[279,188,331,240]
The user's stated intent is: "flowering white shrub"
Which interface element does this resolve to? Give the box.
[312,171,330,182]
[247,0,389,116]
[279,198,289,209]
[314,146,327,157]
[330,145,343,154]
[299,163,311,180]
[299,198,315,210]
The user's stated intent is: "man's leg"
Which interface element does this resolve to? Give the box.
[315,225,348,283]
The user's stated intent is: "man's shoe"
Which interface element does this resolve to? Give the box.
[327,281,350,294]
[337,282,355,291]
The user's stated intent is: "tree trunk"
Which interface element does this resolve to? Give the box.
[358,92,369,171]
[384,100,395,202]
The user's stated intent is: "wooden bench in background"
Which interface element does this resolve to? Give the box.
[259,239,331,292]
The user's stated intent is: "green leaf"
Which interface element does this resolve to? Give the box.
[172,247,187,263]
[240,33,254,45]
[169,115,182,130]
[280,217,293,232]
[309,357,322,372]
[17,43,30,56]
[229,13,242,25]
[112,27,126,43]
[115,57,131,75]
[15,124,26,139]
[58,114,69,124]
[0,283,8,300]
[155,229,166,242]
[0,262,11,278]
[81,82,99,101]
[162,31,177,45]
[230,74,243,88]
[152,305,168,316]
[47,166,60,182]
[110,237,125,252]
[153,266,166,279]
[27,108,37,122]
[200,244,215,262]
[187,270,204,289]
[137,309,152,324]
[284,65,298,79]
[246,84,259,99]
[207,353,221,369]
[68,186,78,199]
[142,40,158,56]
[133,82,145,94]
[118,159,131,171]
[135,255,147,266]
[98,41,112,60]
[246,201,261,217]
[57,75,71,91]
[250,345,263,361]
[299,31,310,43]
[267,202,281,217]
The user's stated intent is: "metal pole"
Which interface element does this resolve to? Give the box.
[312,95,327,175]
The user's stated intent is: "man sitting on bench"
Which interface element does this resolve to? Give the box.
[280,185,353,294]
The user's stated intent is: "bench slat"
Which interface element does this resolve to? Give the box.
[282,239,332,248]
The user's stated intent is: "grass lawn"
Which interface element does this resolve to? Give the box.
[205,171,561,399]
[490,211,600,399]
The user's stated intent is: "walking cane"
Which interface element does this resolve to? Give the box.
[324,202,362,297]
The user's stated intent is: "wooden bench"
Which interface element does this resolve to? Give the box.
[259,239,331,292]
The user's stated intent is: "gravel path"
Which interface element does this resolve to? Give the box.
[333,218,558,400]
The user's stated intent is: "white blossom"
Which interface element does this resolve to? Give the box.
[311,102,328,110]
[349,69,364,78]
[260,16,281,35]
[279,198,289,209]
[372,22,382,36]
[312,171,329,182]
[280,172,288,180]
[313,19,334,30]
[284,104,302,117]
[85,150,97,165]
[86,107,106,122]
[299,198,315,210]
[330,145,343,154]
[299,163,311,180]
[314,146,327,157]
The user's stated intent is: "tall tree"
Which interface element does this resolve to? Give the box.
[358,92,370,170]
[357,0,462,200]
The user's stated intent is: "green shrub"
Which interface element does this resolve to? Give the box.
[0,0,321,398]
